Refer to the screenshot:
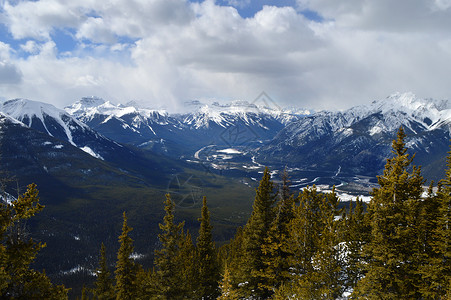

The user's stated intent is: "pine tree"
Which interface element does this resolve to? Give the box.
[0,183,68,299]
[154,194,185,299]
[80,286,89,300]
[238,167,276,298]
[311,188,344,299]
[342,198,370,293]
[354,127,425,299]
[196,196,219,299]
[93,243,115,300]
[115,212,138,300]
[286,185,324,284]
[276,185,345,299]
[218,263,239,300]
[178,229,197,298]
[219,226,244,296]
[418,148,451,298]
[259,169,295,294]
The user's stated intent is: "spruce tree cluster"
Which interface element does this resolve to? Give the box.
[85,193,220,299]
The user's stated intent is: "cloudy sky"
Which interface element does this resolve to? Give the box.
[0,0,451,111]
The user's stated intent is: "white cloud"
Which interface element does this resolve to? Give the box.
[20,40,39,54]
[3,0,83,40]
[434,0,451,10]
[76,17,117,44]
[1,0,451,111]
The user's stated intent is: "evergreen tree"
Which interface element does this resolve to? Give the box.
[80,286,89,300]
[115,212,138,300]
[354,127,425,299]
[418,148,451,298]
[196,196,219,299]
[219,226,244,296]
[217,263,239,300]
[342,198,370,293]
[0,183,68,299]
[286,185,324,288]
[178,229,197,298]
[239,167,276,298]
[260,171,295,294]
[93,243,115,300]
[154,194,185,299]
[276,186,344,299]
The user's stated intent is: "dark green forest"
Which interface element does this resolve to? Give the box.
[1,127,450,299]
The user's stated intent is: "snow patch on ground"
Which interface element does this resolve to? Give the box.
[217,148,242,154]
[369,125,383,135]
[129,252,145,260]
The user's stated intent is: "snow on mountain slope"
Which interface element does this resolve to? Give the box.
[0,98,93,146]
[65,96,170,125]
[64,97,310,157]
[182,100,306,129]
[0,111,27,127]
[257,92,451,179]
[345,92,451,133]
[0,98,128,160]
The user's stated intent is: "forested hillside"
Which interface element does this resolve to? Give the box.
[1,127,450,299]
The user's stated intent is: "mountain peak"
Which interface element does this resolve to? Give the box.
[1,98,62,121]
[79,96,107,107]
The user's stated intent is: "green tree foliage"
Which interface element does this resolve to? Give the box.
[285,185,325,296]
[196,196,219,299]
[218,226,244,295]
[0,183,68,299]
[239,167,277,298]
[312,188,345,299]
[178,229,197,298]
[281,186,344,299]
[153,194,186,299]
[115,212,138,300]
[80,286,89,300]
[354,127,425,299]
[217,263,239,300]
[342,198,370,293]
[418,148,451,298]
[93,243,115,300]
[260,169,295,295]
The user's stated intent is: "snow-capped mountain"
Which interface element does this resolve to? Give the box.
[0,111,130,185]
[257,92,451,179]
[0,99,185,190]
[0,98,116,160]
[64,97,309,157]
[0,98,178,181]
[182,100,303,128]
[65,96,179,149]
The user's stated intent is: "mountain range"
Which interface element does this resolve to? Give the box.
[1,92,450,185]
[1,91,450,290]
[64,96,307,157]
[256,92,451,179]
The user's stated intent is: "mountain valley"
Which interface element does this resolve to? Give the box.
[1,91,451,295]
